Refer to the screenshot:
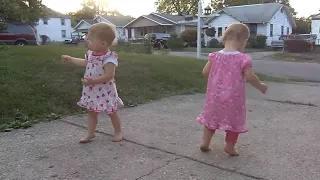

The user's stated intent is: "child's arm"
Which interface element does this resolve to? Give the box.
[90,63,115,84]
[62,55,87,68]
[202,61,212,78]
[244,68,268,94]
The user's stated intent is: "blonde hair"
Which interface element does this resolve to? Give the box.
[88,22,117,46]
[222,23,249,44]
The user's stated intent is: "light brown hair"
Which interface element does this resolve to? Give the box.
[88,22,116,46]
[222,23,249,43]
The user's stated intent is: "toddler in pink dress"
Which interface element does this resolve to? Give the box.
[197,23,268,156]
[62,22,123,143]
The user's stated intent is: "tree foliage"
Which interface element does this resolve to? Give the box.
[155,0,200,15]
[0,0,46,29]
[293,17,311,34]
[68,0,124,26]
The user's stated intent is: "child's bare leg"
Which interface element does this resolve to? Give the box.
[109,112,122,142]
[80,111,98,143]
[224,131,240,156]
[200,127,215,152]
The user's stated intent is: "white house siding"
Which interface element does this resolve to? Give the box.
[76,22,90,30]
[95,16,129,41]
[311,19,320,45]
[36,18,73,42]
[205,13,240,45]
[267,8,292,45]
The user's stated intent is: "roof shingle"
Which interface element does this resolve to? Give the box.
[101,15,135,26]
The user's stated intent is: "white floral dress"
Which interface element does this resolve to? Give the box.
[77,50,123,114]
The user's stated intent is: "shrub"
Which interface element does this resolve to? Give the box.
[40,35,49,45]
[255,35,267,49]
[207,38,220,48]
[284,39,311,53]
[143,37,153,54]
[167,33,184,50]
[180,28,197,44]
[205,27,216,37]
[247,35,267,49]
[247,36,257,48]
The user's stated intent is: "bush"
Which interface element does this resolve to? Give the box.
[284,39,312,53]
[247,35,267,49]
[255,35,267,49]
[167,33,184,50]
[247,36,257,48]
[205,27,216,37]
[143,37,153,54]
[181,28,197,44]
[207,38,220,48]
[40,35,49,45]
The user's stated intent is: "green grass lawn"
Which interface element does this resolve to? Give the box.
[0,45,286,131]
[183,47,269,53]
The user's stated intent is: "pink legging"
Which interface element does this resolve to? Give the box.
[207,128,240,144]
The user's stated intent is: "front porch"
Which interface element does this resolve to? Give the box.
[127,25,175,40]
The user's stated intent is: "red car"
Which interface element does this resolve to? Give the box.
[0,23,38,46]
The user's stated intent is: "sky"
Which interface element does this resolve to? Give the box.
[42,0,319,18]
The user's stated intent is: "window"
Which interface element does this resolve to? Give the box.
[281,26,284,35]
[43,19,48,25]
[319,26,320,33]
[248,24,257,36]
[218,27,222,37]
[61,18,65,26]
[287,27,289,35]
[270,24,273,37]
[61,30,66,38]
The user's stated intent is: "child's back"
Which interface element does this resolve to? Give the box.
[197,23,267,156]
[198,50,251,133]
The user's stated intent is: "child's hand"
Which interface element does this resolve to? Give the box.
[81,77,94,86]
[259,83,268,94]
[61,55,73,63]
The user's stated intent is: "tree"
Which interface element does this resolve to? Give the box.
[155,0,200,15]
[68,0,124,25]
[0,0,46,29]
[293,17,311,34]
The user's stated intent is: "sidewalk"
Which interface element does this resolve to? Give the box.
[1,82,320,180]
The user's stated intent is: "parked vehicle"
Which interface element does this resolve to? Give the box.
[64,34,86,44]
[0,23,37,46]
[144,33,170,49]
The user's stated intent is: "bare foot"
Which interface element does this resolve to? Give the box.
[224,146,239,156]
[79,134,96,143]
[200,145,211,152]
[112,133,123,142]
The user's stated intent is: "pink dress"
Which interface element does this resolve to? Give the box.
[77,50,123,114]
[197,50,252,133]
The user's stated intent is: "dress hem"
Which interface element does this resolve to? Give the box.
[197,117,248,133]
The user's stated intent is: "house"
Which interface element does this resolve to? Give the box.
[123,13,198,40]
[36,9,73,42]
[204,3,296,46]
[311,14,320,45]
[73,15,134,41]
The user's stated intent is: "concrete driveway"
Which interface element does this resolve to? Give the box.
[1,82,320,180]
[170,51,320,82]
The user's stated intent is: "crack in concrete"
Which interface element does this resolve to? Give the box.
[264,99,317,107]
[60,119,269,180]
[134,157,181,180]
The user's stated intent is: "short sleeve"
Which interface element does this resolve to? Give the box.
[103,55,118,67]
[241,54,252,71]
[208,52,217,62]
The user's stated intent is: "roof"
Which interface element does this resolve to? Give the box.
[45,8,69,18]
[312,14,320,20]
[207,3,296,27]
[124,13,197,27]
[73,19,97,29]
[99,15,134,27]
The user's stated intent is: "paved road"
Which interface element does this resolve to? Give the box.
[170,51,320,82]
[1,82,320,180]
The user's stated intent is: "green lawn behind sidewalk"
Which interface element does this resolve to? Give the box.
[0,45,286,131]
